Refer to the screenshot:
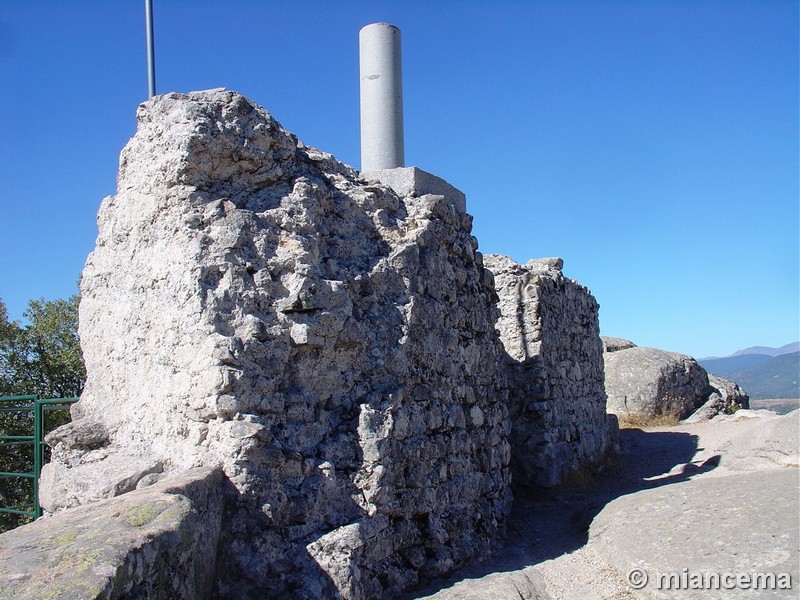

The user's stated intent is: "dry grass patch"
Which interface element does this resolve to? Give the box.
[617,413,680,429]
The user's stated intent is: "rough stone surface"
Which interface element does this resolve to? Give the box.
[414,568,551,599]
[484,254,617,487]
[47,89,511,598]
[603,343,752,423]
[712,409,799,470]
[405,410,800,600]
[0,467,223,600]
[587,410,800,599]
[43,418,108,450]
[683,374,750,423]
[40,450,164,513]
[590,468,799,599]
[603,346,711,420]
[599,336,637,353]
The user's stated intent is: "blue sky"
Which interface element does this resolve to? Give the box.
[0,0,797,358]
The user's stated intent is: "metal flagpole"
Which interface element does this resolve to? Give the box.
[145,0,156,98]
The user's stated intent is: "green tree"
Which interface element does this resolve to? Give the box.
[0,295,85,398]
[0,295,85,531]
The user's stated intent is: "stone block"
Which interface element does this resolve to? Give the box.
[362,166,467,214]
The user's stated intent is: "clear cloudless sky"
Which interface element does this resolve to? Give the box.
[0,0,797,359]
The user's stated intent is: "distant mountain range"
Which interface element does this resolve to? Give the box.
[699,342,800,400]
[730,342,799,358]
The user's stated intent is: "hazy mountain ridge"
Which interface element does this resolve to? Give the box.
[699,350,800,400]
[699,353,772,376]
[700,341,799,361]
[731,341,799,357]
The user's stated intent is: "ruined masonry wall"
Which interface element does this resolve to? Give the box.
[26,88,623,599]
[484,254,617,487]
[41,89,510,599]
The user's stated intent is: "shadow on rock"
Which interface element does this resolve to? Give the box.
[407,426,719,598]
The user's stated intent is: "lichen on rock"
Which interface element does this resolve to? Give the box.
[1,467,223,600]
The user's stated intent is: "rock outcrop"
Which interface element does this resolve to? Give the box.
[40,89,511,598]
[603,345,710,420]
[600,337,636,353]
[684,374,750,422]
[602,339,749,422]
[485,255,617,487]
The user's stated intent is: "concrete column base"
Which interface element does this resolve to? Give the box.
[361,167,467,214]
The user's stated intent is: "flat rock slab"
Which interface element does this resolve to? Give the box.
[412,566,551,599]
[0,467,223,600]
[590,468,800,599]
[713,410,800,471]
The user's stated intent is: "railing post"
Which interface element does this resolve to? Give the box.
[33,398,42,518]
[0,395,38,520]
[32,397,79,518]
[0,395,78,523]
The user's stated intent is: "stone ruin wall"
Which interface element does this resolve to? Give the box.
[3,88,622,599]
[40,89,511,599]
[484,254,617,487]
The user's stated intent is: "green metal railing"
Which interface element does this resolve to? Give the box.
[0,395,77,519]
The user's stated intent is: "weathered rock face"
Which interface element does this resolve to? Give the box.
[603,346,710,420]
[707,373,749,412]
[600,336,637,353]
[1,467,223,600]
[484,255,616,487]
[602,341,750,422]
[43,89,510,598]
[684,373,750,422]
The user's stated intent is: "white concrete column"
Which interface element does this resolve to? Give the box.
[359,23,404,172]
